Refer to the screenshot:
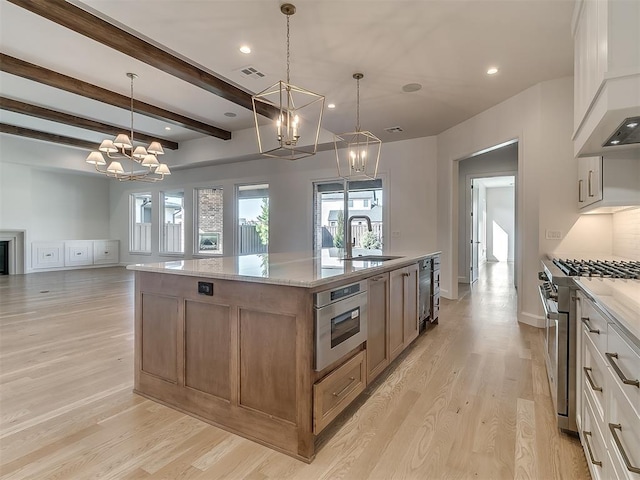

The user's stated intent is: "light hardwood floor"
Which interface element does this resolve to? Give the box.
[0,263,589,479]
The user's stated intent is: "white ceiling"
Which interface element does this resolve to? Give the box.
[0,0,575,166]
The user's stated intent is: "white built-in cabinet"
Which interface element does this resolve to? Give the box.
[32,240,119,270]
[577,156,603,209]
[572,0,640,157]
[576,292,640,479]
[577,155,640,212]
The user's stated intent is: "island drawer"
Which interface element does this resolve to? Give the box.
[313,350,366,434]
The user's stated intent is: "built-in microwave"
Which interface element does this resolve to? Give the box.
[314,280,368,371]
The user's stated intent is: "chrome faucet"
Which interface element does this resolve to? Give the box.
[345,215,372,259]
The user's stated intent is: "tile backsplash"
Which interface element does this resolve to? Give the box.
[613,207,640,260]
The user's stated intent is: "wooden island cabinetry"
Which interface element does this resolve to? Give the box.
[129,251,439,462]
[366,273,390,383]
[389,264,419,361]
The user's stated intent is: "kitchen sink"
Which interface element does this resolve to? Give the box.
[341,255,404,262]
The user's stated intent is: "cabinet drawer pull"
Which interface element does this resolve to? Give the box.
[605,353,640,387]
[578,179,584,203]
[581,317,599,334]
[104,251,109,254]
[583,367,602,392]
[45,253,52,257]
[582,431,602,467]
[76,252,82,255]
[588,170,594,197]
[609,423,640,474]
[333,376,356,397]
[402,272,410,277]
[370,275,384,281]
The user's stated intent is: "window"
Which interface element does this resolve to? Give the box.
[237,184,269,254]
[130,193,152,253]
[313,179,383,255]
[160,190,184,254]
[195,187,223,255]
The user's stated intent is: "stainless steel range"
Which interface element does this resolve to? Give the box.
[538,257,640,434]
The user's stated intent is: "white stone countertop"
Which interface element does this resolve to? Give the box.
[126,250,440,289]
[574,277,640,345]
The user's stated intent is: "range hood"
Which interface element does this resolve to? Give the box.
[603,116,640,147]
[573,75,640,158]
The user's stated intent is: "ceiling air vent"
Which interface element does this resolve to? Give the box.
[239,66,266,79]
[384,126,404,134]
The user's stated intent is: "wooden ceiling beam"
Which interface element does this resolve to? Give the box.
[7,0,278,120]
[1,123,98,150]
[0,97,179,150]
[0,54,231,140]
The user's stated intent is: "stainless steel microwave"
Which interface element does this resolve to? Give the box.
[314,280,368,371]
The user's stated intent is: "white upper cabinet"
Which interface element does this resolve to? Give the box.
[572,0,640,157]
[577,156,604,209]
[577,154,640,212]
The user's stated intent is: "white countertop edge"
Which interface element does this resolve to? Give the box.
[126,251,441,289]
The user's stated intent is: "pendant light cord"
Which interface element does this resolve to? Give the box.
[356,77,360,132]
[286,14,291,86]
[130,75,135,144]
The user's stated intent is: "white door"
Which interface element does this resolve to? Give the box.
[471,180,480,284]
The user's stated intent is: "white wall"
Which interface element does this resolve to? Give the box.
[486,186,515,262]
[0,139,111,272]
[436,76,613,327]
[108,136,438,265]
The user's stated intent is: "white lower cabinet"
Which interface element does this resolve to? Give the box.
[93,240,119,265]
[31,242,64,269]
[65,241,94,266]
[32,240,119,270]
[577,292,640,480]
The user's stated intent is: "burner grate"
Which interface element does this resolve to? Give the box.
[553,258,640,279]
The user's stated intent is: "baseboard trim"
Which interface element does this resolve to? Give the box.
[518,310,544,328]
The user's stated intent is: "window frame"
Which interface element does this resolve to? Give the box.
[193,186,225,257]
[129,192,153,255]
[159,189,185,256]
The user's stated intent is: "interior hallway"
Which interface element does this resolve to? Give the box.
[0,265,588,479]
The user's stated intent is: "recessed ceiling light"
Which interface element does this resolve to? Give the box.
[224,112,237,117]
[402,83,422,93]
[240,45,251,54]
[165,127,171,131]
[327,103,336,109]
[487,67,499,75]
[627,122,638,128]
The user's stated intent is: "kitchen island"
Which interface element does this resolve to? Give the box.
[127,250,440,462]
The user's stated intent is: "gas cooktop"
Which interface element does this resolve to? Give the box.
[552,258,640,279]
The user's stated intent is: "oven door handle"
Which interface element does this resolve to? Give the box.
[538,285,559,320]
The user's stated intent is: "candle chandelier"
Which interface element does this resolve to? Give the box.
[85,73,171,182]
[252,3,325,160]
[335,73,381,180]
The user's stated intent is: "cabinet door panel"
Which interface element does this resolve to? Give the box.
[404,264,419,344]
[185,300,231,400]
[141,293,178,382]
[239,309,297,422]
[389,268,406,360]
[367,273,389,383]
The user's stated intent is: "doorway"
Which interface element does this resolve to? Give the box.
[457,141,518,288]
[470,176,516,284]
